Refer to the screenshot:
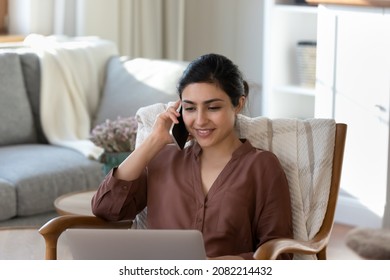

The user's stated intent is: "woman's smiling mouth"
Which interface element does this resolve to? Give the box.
[195,129,214,137]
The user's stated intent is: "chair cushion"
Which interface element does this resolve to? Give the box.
[0,52,37,146]
[236,115,336,248]
[93,57,188,128]
[0,144,104,216]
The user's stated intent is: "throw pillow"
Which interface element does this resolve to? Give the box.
[0,52,37,146]
[92,56,189,128]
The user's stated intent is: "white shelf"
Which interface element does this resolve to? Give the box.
[262,0,318,118]
[275,4,317,14]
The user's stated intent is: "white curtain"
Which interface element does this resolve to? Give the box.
[119,0,185,60]
[8,0,185,60]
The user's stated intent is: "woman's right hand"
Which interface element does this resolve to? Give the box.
[149,100,182,146]
[114,100,182,181]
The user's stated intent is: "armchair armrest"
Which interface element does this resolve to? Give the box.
[39,215,133,260]
[253,232,330,260]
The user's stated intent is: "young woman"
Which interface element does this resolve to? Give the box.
[91,53,293,260]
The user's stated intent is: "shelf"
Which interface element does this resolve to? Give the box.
[262,0,318,118]
[275,4,318,13]
[274,84,316,96]
[306,0,390,7]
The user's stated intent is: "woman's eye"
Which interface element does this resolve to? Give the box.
[184,107,195,112]
[208,106,221,111]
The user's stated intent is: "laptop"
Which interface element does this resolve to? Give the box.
[64,228,207,260]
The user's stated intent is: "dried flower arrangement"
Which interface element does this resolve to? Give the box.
[89,116,138,153]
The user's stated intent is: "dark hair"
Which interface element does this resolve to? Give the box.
[178,53,249,107]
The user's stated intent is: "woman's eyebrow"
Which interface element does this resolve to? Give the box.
[182,98,225,105]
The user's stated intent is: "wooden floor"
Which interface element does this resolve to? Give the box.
[327,223,362,260]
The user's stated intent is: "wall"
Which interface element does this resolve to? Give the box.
[8,0,52,35]
[184,0,264,116]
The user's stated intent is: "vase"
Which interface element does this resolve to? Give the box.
[100,152,131,175]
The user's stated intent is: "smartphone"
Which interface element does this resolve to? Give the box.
[169,106,189,150]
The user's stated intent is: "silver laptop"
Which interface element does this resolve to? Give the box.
[64,228,207,260]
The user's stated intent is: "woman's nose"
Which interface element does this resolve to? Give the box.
[195,110,208,125]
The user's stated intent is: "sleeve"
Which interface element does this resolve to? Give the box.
[91,167,147,221]
[255,152,293,260]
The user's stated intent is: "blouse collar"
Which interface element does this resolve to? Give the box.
[191,139,254,160]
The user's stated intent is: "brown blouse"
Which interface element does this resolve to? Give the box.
[92,140,293,259]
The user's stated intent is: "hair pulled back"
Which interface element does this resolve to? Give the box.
[178,53,249,107]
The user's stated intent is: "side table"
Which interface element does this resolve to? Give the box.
[54,190,96,216]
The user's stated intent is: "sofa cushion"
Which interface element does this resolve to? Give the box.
[0,178,17,221]
[0,144,104,216]
[19,51,48,144]
[0,52,37,146]
[93,56,188,127]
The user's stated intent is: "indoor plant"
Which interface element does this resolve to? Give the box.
[89,116,138,174]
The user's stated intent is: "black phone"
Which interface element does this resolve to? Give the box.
[169,106,189,150]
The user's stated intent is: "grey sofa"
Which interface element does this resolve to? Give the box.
[0,46,188,222]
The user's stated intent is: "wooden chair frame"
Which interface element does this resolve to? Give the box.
[39,123,347,260]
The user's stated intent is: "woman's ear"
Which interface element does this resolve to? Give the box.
[235,96,246,114]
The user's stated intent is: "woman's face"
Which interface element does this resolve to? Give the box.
[181,82,242,149]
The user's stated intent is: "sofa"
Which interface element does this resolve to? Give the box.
[0,39,189,223]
